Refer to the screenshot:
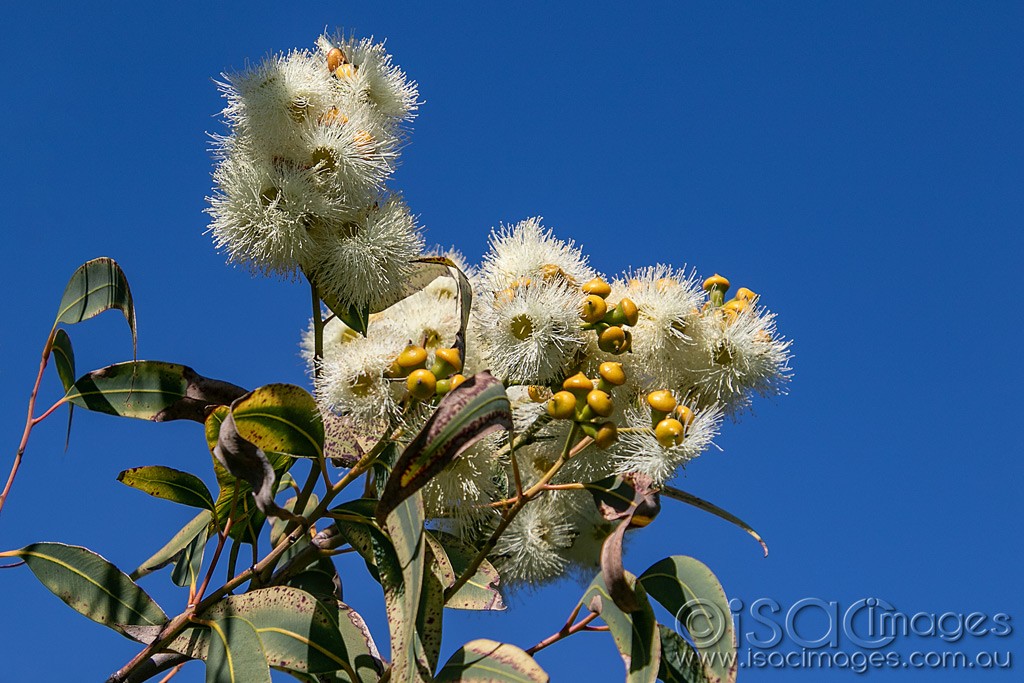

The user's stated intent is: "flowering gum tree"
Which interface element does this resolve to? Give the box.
[1,29,791,683]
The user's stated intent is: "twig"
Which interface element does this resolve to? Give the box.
[525,610,601,655]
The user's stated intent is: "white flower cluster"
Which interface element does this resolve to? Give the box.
[304,216,791,586]
[207,31,423,310]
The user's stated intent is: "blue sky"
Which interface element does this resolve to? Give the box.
[1,2,1021,681]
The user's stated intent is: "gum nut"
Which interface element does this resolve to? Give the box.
[547,391,577,419]
[581,294,608,323]
[598,325,627,353]
[655,418,685,448]
[449,374,467,390]
[397,345,428,369]
[435,347,463,372]
[736,287,758,302]
[617,297,639,326]
[646,390,677,413]
[723,298,749,314]
[674,404,695,428]
[334,63,357,79]
[528,385,548,402]
[594,422,618,449]
[326,48,346,72]
[586,389,614,417]
[562,372,594,393]
[434,378,452,395]
[406,369,437,399]
[582,277,612,298]
[703,273,730,292]
[599,361,626,386]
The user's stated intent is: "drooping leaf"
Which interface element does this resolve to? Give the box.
[581,571,661,683]
[212,407,294,521]
[230,384,324,460]
[54,257,136,354]
[325,499,397,584]
[384,492,436,683]
[659,485,768,557]
[587,474,661,612]
[117,465,216,511]
[3,542,166,633]
[131,510,214,579]
[65,361,246,422]
[425,531,504,611]
[171,523,209,589]
[638,557,736,683]
[51,328,76,448]
[376,372,512,524]
[205,615,272,683]
[657,625,708,683]
[436,639,549,683]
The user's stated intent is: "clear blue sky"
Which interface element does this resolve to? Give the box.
[1,2,1021,681]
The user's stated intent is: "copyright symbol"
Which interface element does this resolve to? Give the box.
[675,598,728,648]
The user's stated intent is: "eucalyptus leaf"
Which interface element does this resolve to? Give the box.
[117,465,216,511]
[581,571,661,683]
[377,372,512,524]
[657,625,708,683]
[4,542,167,633]
[638,557,736,683]
[65,361,246,422]
[131,510,214,579]
[205,615,272,683]
[436,639,549,683]
[171,523,209,589]
[425,531,504,611]
[54,257,136,354]
[659,485,768,557]
[230,384,324,460]
[51,328,76,447]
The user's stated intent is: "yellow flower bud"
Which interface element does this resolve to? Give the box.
[318,107,348,126]
[539,264,572,283]
[735,287,758,302]
[527,385,549,402]
[334,63,357,80]
[406,369,437,400]
[352,129,374,148]
[654,418,685,448]
[434,378,452,395]
[594,421,619,449]
[562,372,594,395]
[547,391,577,419]
[449,374,467,390]
[396,345,428,371]
[702,273,730,292]
[586,389,614,417]
[433,347,463,375]
[723,298,749,315]
[581,277,612,298]
[646,390,677,413]
[605,298,639,327]
[326,48,347,73]
[580,294,608,323]
[598,325,627,354]
[674,405,695,430]
[598,361,626,386]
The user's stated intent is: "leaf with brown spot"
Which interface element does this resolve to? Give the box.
[376,372,512,524]
[436,639,549,682]
[230,384,324,460]
[581,571,660,683]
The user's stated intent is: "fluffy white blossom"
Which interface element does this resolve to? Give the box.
[613,404,723,483]
[687,305,792,413]
[474,280,587,385]
[479,217,595,292]
[422,435,505,536]
[316,333,400,426]
[316,32,419,123]
[306,195,424,311]
[492,495,576,584]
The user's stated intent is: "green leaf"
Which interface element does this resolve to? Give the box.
[51,328,76,447]
[436,639,549,682]
[65,361,246,422]
[131,510,214,579]
[231,384,324,460]
[384,492,437,682]
[425,531,504,611]
[54,257,136,354]
[638,557,736,683]
[659,485,768,557]
[581,571,661,683]
[377,372,512,523]
[285,558,342,602]
[171,523,209,589]
[657,625,708,683]
[206,615,272,683]
[4,542,167,633]
[117,465,216,511]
